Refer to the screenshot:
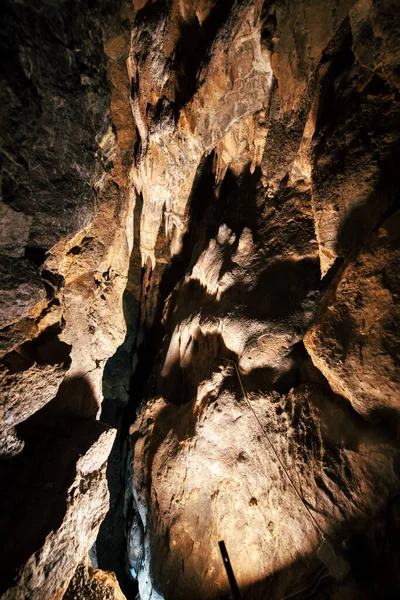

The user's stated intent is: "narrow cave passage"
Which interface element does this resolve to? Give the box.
[1,1,400,600]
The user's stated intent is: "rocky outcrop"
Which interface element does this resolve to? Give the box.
[311,0,400,277]
[0,0,134,597]
[131,377,399,599]
[305,211,400,422]
[1,0,400,598]
[126,1,400,599]
[64,555,127,600]
[0,412,116,600]
[0,0,135,450]
[130,0,273,268]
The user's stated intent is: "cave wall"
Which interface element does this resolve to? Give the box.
[127,1,400,599]
[0,0,399,599]
[0,0,135,597]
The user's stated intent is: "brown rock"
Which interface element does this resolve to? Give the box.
[40,181,134,415]
[0,1,135,594]
[0,361,68,443]
[350,0,400,73]
[130,374,399,599]
[0,203,32,258]
[130,0,273,268]
[125,4,400,598]
[304,211,400,420]
[1,0,400,598]
[310,4,400,275]
[271,0,356,114]
[64,555,127,600]
[0,415,116,600]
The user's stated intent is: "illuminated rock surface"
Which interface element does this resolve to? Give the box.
[0,415,116,600]
[131,382,399,599]
[0,0,399,599]
[126,0,400,598]
[64,554,127,600]
[305,212,400,421]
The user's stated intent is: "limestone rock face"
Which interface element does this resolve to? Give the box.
[131,378,399,599]
[0,0,109,251]
[130,0,273,268]
[0,415,116,600]
[311,0,400,276]
[1,0,400,598]
[0,257,47,330]
[0,0,134,597]
[64,555,127,600]
[0,0,135,453]
[0,358,68,446]
[304,211,400,421]
[126,0,400,599]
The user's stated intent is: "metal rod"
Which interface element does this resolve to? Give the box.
[219,540,242,600]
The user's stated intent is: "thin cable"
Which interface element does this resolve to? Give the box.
[279,568,330,600]
[219,357,326,541]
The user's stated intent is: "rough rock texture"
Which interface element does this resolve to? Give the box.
[305,211,400,421]
[131,377,399,599]
[0,0,135,452]
[125,1,400,599]
[311,1,400,276]
[1,0,108,249]
[131,0,273,268]
[64,555,127,600]
[0,411,116,600]
[1,0,400,599]
[0,0,134,597]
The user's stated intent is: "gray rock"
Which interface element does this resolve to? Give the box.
[0,256,46,329]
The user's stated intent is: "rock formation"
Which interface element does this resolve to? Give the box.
[0,0,399,599]
[0,0,134,597]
